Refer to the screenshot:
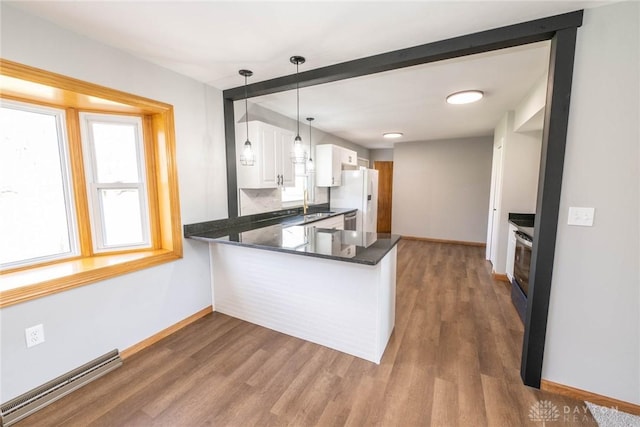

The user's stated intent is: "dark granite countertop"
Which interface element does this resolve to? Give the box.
[508,213,535,239]
[184,207,400,266]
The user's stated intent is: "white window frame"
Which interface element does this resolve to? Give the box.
[0,99,79,269]
[79,113,151,252]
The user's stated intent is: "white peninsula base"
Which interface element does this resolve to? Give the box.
[209,243,397,364]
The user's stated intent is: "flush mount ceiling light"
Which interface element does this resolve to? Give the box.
[446,90,484,105]
[383,132,403,139]
[306,117,315,173]
[290,55,307,165]
[239,69,255,166]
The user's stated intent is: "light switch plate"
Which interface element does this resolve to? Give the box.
[568,207,595,226]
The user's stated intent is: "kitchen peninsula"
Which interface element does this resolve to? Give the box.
[185,208,401,363]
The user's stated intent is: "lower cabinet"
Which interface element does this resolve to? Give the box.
[310,215,344,230]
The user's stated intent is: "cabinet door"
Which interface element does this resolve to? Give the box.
[259,125,278,187]
[236,122,264,189]
[331,147,342,186]
[341,148,357,166]
[315,145,333,187]
[311,215,344,230]
[278,129,296,187]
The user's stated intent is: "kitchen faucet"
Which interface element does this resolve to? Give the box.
[303,189,308,214]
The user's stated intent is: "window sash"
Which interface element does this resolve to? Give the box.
[0,99,79,269]
[80,113,151,252]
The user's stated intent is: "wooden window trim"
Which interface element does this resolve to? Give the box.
[0,59,183,308]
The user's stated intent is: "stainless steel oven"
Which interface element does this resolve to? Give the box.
[513,231,532,296]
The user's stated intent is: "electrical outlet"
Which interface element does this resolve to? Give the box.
[25,324,45,348]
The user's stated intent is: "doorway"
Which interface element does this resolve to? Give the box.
[223,11,583,388]
[373,161,393,233]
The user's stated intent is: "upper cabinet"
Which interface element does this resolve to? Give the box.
[315,144,358,187]
[237,121,295,189]
[341,147,357,167]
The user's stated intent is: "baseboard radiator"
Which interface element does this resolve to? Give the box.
[0,349,122,426]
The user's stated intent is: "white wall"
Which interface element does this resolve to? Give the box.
[513,73,547,132]
[392,137,493,243]
[370,149,394,162]
[489,110,542,274]
[542,1,640,404]
[0,5,225,402]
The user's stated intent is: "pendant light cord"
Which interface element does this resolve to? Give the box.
[308,118,313,161]
[244,75,249,139]
[296,62,300,137]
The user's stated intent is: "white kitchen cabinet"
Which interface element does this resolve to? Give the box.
[506,223,517,281]
[341,147,357,166]
[237,121,295,189]
[315,144,357,187]
[310,214,344,230]
[314,229,341,255]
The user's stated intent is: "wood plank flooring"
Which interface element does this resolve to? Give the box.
[19,240,595,426]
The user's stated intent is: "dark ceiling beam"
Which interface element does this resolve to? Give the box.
[222,10,583,101]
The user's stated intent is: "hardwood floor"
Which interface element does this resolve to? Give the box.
[19,240,595,426]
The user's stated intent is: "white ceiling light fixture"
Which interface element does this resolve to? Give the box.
[383,132,403,139]
[239,69,255,166]
[446,90,484,105]
[290,55,307,165]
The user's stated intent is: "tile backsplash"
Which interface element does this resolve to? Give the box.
[239,188,282,215]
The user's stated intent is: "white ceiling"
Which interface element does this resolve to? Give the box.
[251,42,550,148]
[9,1,607,148]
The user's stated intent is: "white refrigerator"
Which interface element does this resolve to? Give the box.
[330,168,378,233]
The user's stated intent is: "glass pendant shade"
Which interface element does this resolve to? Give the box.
[239,69,255,166]
[306,117,315,173]
[292,134,307,164]
[306,156,315,173]
[240,140,255,166]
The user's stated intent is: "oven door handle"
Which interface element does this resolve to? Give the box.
[515,232,533,248]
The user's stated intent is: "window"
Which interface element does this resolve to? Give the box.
[80,114,150,251]
[0,101,78,268]
[281,163,315,204]
[0,59,182,308]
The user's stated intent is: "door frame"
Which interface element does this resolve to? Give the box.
[222,10,583,388]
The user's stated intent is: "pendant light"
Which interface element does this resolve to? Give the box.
[306,117,315,173]
[239,69,255,166]
[290,56,307,164]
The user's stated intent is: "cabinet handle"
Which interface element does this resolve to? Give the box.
[332,177,335,184]
[349,156,352,162]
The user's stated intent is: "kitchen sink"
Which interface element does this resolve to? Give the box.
[302,212,333,220]
[284,211,336,226]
